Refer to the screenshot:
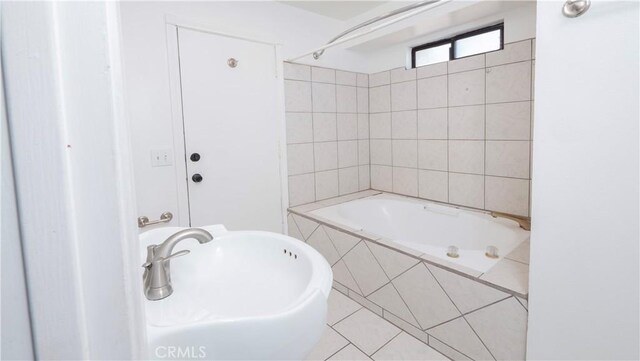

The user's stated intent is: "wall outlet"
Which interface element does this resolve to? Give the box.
[151,149,173,167]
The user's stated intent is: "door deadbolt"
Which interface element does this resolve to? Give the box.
[190,153,201,162]
[192,174,203,183]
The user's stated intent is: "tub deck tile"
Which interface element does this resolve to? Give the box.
[420,253,484,278]
[504,240,530,264]
[479,259,529,296]
[318,190,383,206]
[291,202,327,213]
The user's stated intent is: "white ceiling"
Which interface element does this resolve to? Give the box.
[279,1,388,21]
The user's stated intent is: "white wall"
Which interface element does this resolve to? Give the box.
[527,1,639,359]
[120,2,369,226]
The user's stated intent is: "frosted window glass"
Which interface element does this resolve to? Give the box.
[414,43,451,67]
[454,29,501,58]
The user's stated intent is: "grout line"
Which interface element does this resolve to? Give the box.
[461,313,498,360]
[388,84,393,193]
[515,295,528,310]
[427,333,476,361]
[445,61,450,203]
[484,59,488,210]
[309,79,318,203]
[369,329,403,357]
[334,81,341,197]
[367,98,534,114]
[323,342,351,361]
[380,311,437,353]
[339,242,366,296]
[328,323,377,358]
[425,295,513,332]
[503,256,529,266]
[373,262,424,296]
[289,213,305,239]
[388,281,423,332]
[326,229,361,260]
[328,299,363,327]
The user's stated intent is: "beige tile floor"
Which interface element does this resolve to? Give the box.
[307,289,448,361]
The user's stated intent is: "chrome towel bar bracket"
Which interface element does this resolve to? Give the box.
[138,212,173,228]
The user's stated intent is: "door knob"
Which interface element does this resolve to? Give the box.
[190,153,200,162]
[192,174,203,183]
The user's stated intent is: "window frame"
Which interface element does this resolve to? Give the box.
[411,23,504,68]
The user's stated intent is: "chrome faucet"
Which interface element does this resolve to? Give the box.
[142,228,213,300]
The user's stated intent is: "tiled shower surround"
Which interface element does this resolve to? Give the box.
[368,39,535,217]
[287,209,528,361]
[285,39,535,216]
[284,63,371,206]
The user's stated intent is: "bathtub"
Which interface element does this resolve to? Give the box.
[310,194,530,273]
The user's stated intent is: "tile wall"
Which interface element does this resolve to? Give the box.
[368,39,535,216]
[284,63,370,206]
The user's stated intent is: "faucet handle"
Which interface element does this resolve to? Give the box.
[161,250,190,262]
[142,250,190,268]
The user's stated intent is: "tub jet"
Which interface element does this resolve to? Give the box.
[447,246,459,258]
[485,246,499,259]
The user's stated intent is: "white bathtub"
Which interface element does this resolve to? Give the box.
[311,195,530,273]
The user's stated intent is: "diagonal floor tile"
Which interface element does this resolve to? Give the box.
[464,297,527,361]
[327,289,362,326]
[325,227,361,256]
[327,344,372,360]
[333,308,401,355]
[367,283,420,328]
[367,241,419,280]
[342,242,390,296]
[372,332,448,361]
[306,326,349,361]
[293,214,320,240]
[393,263,460,330]
[307,226,341,265]
[332,260,362,295]
[427,263,509,314]
[428,317,494,361]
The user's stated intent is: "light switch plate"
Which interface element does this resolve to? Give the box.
[151,149,173,167]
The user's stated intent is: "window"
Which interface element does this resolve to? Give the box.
[412,23,504,68]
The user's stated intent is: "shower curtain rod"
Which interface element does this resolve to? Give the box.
[287,0,451,62]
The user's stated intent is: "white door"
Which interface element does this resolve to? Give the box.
[177,28,284,232]
[527,1,639,360]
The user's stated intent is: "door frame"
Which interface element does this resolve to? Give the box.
[164,15,289,231]
[2,2,146,358]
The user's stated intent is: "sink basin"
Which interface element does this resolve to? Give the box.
[139,225,333,360]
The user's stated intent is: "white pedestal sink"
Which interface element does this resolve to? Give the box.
[139,225,333,360]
